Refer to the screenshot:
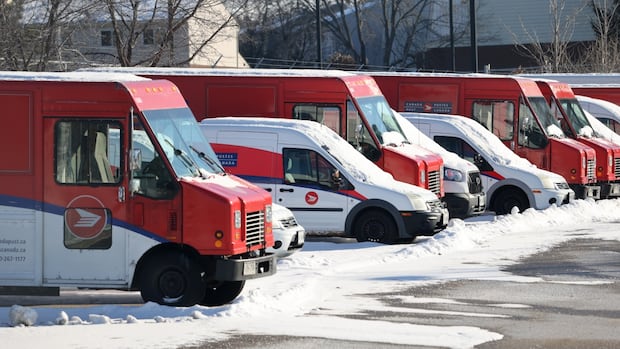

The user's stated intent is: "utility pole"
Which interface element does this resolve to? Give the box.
[450,0,455,71]
[470,0,478,72]
[316,0,322,68]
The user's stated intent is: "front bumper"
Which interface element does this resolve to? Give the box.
[214,253,276,281]
[443,192,486,219]
[401,206,449,237]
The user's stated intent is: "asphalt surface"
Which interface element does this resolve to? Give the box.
[203,238,620,349]
[1,238,618,348]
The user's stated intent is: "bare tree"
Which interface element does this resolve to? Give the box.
[378,0,435,68]
[0,0,99,71]
[237,0,315,66]
[308,0,371,65]
[100,0,247,67]
[512,0,587,73]
[586,0,620,72]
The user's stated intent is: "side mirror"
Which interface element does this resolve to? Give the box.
[130,149,142,171]
[129,178,140,195]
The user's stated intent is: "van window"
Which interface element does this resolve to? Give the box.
[345,100,381,161]
[518,97,547,149]
[434,136,493,172]
[599,117,620,135]
[472,101,514,141]
[292,105,341,134]
[282,148,350,190]
[55,120,122,185]
[131,116,178,200]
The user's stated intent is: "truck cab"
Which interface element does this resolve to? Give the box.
[0,72,275,307]
[532,79,620,199]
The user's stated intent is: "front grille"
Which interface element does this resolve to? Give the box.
[587,159,596,181]
[467,172,484,194]
[615,157,620,178]
[428,170,441,196]
[245,210,265,247]
[279,216,299,228]
[427,199,444,211]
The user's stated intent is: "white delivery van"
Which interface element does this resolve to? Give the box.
[402,113,575,215]
[392,110,486,219]
[269,203,305,257]
[201,117,449,244]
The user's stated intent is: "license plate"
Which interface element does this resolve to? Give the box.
[297,231,305,244]
[243,261,257,276]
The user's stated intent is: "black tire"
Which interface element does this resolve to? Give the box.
[354,210,398,244]
[139,251,206,307]
[493,187,529,215]
[200,280,246,307]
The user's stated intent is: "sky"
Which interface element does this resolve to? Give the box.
[2,198,620,349]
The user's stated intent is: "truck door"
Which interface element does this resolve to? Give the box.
[42,118,128,286]
[278,148,349,232]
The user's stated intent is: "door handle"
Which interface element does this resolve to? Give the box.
[279,188,294,193]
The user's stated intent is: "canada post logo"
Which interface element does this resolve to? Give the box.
[64,195,108,239]
[216,152,238,167]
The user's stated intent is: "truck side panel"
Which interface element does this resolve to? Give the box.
[0,93,41,285]
[206,85,278,118]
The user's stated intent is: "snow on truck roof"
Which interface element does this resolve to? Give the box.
[80,67,362,78]
[0,71,149,83]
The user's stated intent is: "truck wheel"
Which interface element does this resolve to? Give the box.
[493,188,529,215]
[354,210,398,244]
[139,252,206,307]
[200,280,246,306]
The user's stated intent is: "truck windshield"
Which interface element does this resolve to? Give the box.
[527,96,565,138]
[356,96,408,146]
[559,98,595,137]
[142,107,224,177]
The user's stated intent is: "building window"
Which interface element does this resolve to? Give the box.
[101,30,113,46]
[143,29,154,45]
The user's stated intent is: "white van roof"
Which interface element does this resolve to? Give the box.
[203,117,394,184]
[401,113,535,169]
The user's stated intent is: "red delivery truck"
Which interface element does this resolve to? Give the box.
[371,72,600,200]
[519,73,620,131]
[532,79,620,199]
[0,72,275,307]
[82,68,449,202]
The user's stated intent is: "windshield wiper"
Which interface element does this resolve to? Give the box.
[164,139,202,177]
[189,145,225,173]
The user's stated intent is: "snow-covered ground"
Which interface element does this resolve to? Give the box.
[2,198,620,348]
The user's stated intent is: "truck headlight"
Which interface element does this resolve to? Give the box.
[234,210,242,229]
[444,167,465,182]
[265,204,272,223]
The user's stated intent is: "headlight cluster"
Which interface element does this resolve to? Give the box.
[444,167,465,182]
